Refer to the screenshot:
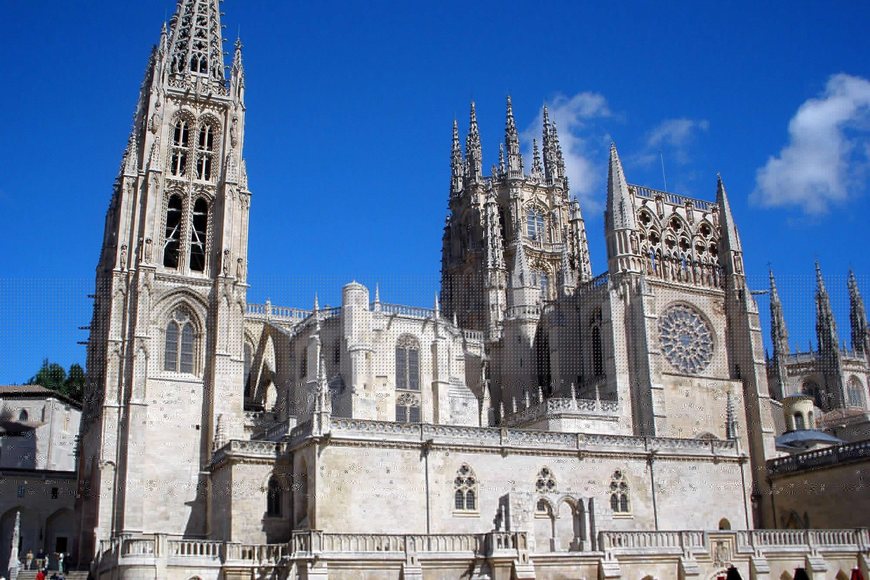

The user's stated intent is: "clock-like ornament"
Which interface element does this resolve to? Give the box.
[659,304,714,374]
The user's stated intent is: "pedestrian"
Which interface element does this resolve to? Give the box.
[35,570,45,580]
[36,547,46,570]
[25,548,33,570]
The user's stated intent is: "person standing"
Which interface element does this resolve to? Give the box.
[36,548,46,571]
[25,548,33,570]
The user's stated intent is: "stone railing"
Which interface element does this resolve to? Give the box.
[630,184,716,212]
[293,418,739,459]
[602,529,870,558]
[291,530,511,557]
[168,539,222,559]
[246,302,310,322]
[378,303,437,319]
[500,394,620,427]
[599,530,704,554]
[462,329,485,342]
[211,439,279,466]
[767,439,870,475]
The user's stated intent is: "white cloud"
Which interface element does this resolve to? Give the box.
[634,118,709,168]
[520,92,612,211]
[752,73,870,214]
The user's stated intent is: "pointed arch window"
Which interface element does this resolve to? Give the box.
[170,119,190,177]
[396,335,420,391]
[527,208,545,241]
[189,198,209,272]
[847,376,865,408]
[266,477,282,517]
[591,325,604,377]
[243,342,254,398]
[165,308,196,374]
[163,194,183,269]
[453,464,478,512]
[195,123,216,181]
[609,470,630,513]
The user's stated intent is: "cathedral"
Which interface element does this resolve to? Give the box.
[73,1,870,579]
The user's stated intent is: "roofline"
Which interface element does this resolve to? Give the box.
[0,385,83,410]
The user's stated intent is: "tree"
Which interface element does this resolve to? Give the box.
[64,363,86,402]
[27,359,85,402]
[29,359,66,391]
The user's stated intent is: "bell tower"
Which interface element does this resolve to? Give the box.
[77,0,250,561]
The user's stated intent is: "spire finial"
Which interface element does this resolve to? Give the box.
[313,293,320,312]
[505,95,523,175]
[465,102,482,181]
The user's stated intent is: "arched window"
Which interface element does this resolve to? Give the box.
[793,412,805,431]
[535,467,557,493]
[243,342,253,397]
[718,518,731,530]
[453,464,478,512]
[847,376,865,408]
[395,392,421,424]
[591,325,604,377]
[163,195,183,269]
[527,208,545,241]
[165,308,196,373]
[170,119,190,177]
[189,198,208,272]
[266,477,282,517]
[195,123,215,181]
[609,470,630,513]
[396,335,420,391]
[18,409,29,422]
[533,270,549,300]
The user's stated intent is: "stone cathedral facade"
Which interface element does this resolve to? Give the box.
[75,2,870,579]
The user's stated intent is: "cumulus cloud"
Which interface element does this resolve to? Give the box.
[752,73,870,214]
[634,118,709,168]
[520,92,612,210]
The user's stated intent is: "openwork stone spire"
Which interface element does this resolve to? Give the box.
[606,143,635,231]
[768,268,790,399]
[849,270,868,355]
[465,102,482,182]
[815,262,839,354]
[451,119,463,194]
[505,96,523,175]
[167,0,226,91]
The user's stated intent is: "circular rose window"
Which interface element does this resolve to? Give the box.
[659,304,714,374]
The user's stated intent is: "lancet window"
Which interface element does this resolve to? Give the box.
[165,307,196,374]
[189,198,209,272]
[847,376,865,408]
[170,119,191,177]
[195,123,216,181]
[527,208,546,241]
[609,470,630,513]
[163,195,183,269]
[396,335,420,391]
[266,477,282,517]
[453,464,478,512]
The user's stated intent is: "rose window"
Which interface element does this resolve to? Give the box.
[659,304,714,374]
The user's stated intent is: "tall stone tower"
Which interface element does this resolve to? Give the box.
[77,0,250,561]
[440,99,593,340]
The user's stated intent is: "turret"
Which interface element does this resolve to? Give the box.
[716,174,745,283]
[542,106,564,183]
[849,270,869,357]
[569,198,593,282]
[465,102,482,183]
[768,268,790,400]
[815,263,845,409]
[504,96,523,176]
[604,143,641,274]
[450,119,463,195]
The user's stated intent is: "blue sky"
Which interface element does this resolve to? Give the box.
[1,1,869,383]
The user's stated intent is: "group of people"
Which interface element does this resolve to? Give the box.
[21,548,67,579]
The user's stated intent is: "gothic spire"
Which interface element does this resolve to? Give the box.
[505,96,523,175]
[769,268,790,357]
[484,189,505,270]
[230,37,245,102]
[716,174,741,252]
[815,262,839,354]
[451,119,463,194]
[569,198,593,282]
[605,143,635,231]
[510,223,533,290]
[465,102,482,182]
[542,106,560,181]
[531,139,543,178]
[166,0,227,91]
[849,270,868,355]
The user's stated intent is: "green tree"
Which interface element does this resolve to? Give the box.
[28,359,86,402]
[29,358,66,391]
[64,363,86,402]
